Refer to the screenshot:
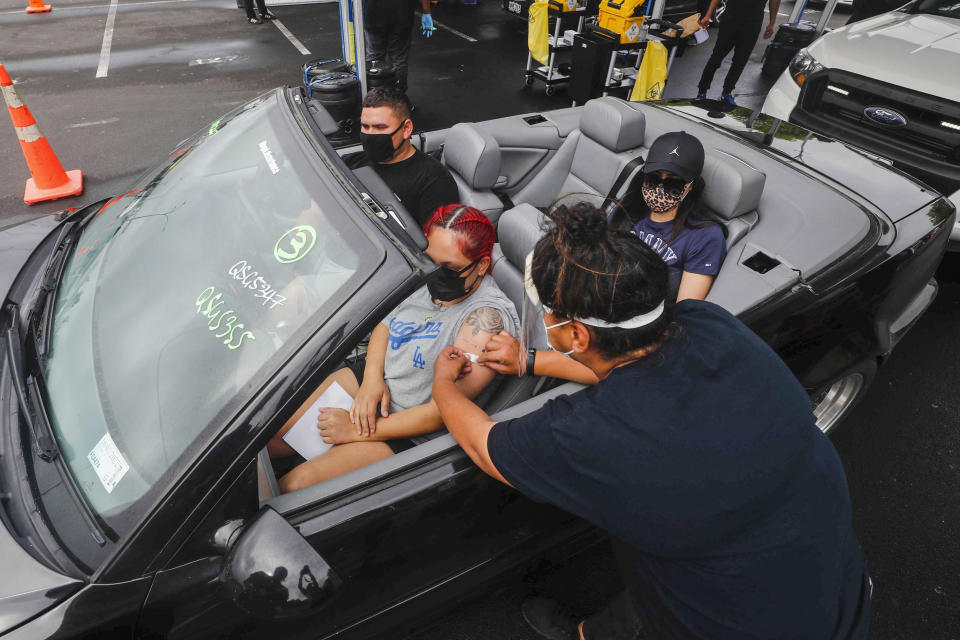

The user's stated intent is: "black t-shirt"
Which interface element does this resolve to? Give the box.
[348,149,460,226]
[720,0,768,23]
[364,0,418,29]
[487,300,870,639]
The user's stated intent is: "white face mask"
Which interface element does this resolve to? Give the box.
[542,317,574,356]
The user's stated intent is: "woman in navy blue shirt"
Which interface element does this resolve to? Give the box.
[432,201,871,640]
[621,131,726,301]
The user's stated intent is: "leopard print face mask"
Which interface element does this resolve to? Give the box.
[641,179,688,213]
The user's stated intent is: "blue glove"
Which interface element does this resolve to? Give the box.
[421,13,434,37]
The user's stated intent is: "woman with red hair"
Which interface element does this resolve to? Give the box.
[268,205,519,492]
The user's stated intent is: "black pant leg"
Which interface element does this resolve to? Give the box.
[365,28,389,64]
[722,20,763,94]
[255,0,267,14]
[387,23,414,93]
[696,22,739,94]
[242,0,256,19]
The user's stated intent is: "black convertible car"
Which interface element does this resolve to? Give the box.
[0,89,953,639]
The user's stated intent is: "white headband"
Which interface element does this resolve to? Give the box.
[523,252,665,330]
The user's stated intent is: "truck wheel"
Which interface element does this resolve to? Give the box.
[810,359,877,435]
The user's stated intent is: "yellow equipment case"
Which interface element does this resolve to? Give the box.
[596,0,648,44]
[548,0,583,11]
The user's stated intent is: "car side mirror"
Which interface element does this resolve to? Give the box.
[219,506,341,620]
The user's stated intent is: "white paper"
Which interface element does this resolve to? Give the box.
[694,29,710,44]
[87,432,130,494]
[282,381,355,460]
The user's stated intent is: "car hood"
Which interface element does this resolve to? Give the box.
[0,517,82,633]
[662,101,938,218]
[810,12,960,101]
[0,214,61,303]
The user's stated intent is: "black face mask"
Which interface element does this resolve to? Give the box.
[427,259,480,302]
[361,120,406,163]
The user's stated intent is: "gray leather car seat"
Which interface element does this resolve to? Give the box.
[510,97,648,210]
[442,123,506,225]
[701,153,766,250]
[484,206,552,414]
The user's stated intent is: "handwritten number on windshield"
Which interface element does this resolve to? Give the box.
[228,260,286,308]
[274,225,317,264]
[196,286,256,350]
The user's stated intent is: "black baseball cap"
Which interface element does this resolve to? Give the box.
[642,131,705,183]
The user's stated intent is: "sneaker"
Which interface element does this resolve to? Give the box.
[260,10,276,19]
[696,92,707,100]
[521,596,581,640]
[721,92,737,106]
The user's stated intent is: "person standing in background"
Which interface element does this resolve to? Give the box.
[364,0,435,94]
[696,0,780,105]
[242,0,273,24]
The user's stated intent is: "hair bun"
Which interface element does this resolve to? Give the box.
[549,201,608,246]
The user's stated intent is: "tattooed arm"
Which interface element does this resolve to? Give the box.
[450,306,503,397]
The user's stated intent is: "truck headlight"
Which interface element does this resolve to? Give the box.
[788,49,824,86]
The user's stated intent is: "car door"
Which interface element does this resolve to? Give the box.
[271,434,584,639]
[137,409,583,640]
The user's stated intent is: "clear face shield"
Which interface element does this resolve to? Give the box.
[519,252,551,373]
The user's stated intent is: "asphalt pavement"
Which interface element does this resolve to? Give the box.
[1,0,957,638]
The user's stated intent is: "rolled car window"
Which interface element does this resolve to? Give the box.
[43,92,377,529]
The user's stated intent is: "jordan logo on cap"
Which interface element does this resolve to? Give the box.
[669,147,680,157]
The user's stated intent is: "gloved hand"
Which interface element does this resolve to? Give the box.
[421,13,434,37]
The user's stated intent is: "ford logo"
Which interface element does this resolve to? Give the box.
[863,106,908,127]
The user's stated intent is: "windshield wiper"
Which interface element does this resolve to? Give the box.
[5,308,59,462]
[5,304,107,546]
[31,221,80,359]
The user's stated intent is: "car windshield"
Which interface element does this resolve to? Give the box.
[912,0,960,18]
[43,91,380,529]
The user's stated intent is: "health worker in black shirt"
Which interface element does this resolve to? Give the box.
[346,88,460,225]
[696,0,780,105]
[432,202,871,640]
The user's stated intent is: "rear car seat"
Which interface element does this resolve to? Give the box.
[506,97,648,216]
[442,123,506,225]
[701,153,766,250]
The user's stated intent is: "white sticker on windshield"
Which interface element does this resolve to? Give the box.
[258,140,280,175]
[87,433,130,494]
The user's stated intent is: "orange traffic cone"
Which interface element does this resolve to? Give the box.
[1,65,82,205]
[25,0,51,13]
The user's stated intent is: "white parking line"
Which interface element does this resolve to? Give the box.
[433,20,478,43]
[272,17,311,55]
[69,117,120,128]
[96,0,120,78]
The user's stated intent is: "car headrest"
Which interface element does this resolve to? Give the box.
[497,204,546,269]
[701,154,766,220]
[442,123,501,190]
[579,98,646,152]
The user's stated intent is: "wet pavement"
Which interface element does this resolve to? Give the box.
[1,0,957,638]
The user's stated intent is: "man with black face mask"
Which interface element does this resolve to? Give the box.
[345,88,460,225]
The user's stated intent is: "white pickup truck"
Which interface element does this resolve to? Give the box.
[761,0,960,248]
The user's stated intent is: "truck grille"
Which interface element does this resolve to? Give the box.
[798,69,960,164]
